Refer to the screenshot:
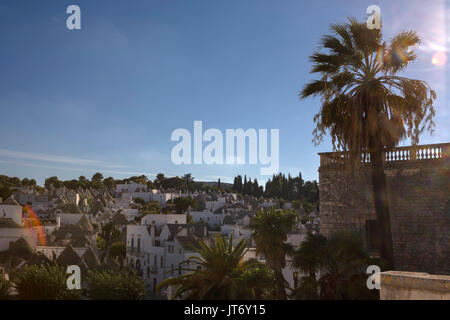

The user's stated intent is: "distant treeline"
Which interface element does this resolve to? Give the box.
[233,173,319,210]
[0,172,228,196]
[0,175,40,200]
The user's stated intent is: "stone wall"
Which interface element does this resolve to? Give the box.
[380,271,450,300]
[319,144,450,275]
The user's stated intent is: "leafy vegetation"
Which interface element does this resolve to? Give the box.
[96,222,121,263]
[291,231,383,300]
[14,264,81,300]
[251,208,298,299]
[86,269,146,300]
[232,173,319,212]
[109,241,126,264]
[0,272,11,300]
[167,196,198,213]
[157,234,274,300]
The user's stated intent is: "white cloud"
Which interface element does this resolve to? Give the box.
[0,148,128,169]
[0,159,156,178]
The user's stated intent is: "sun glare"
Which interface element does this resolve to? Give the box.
[431,51,448,67]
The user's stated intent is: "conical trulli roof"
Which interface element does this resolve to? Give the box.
[2,197,20,206]
[24,253,52,266]
[56,243,80,266]
[112,211,128,225]
[76,215,94,233]
[80,247,101,269]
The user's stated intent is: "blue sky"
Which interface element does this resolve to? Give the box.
[0,0,448,185]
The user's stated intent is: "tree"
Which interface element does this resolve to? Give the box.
[182,173,194,192]
[103,177,116,191]
[133,197,145,206]
[291,231,382,300]
[86,269,146,300]
[147,179,156,190]
[169,197,198,214]
[300,19,436,268]
[233,175,243,193]
[90,173,105,189]
[0,272,11,300]
[97,222,121,263]
[291,232,327,299]
[140,200,161,215]
[45,176,63,189]
[109,241,126,264]
[157,235,268,300]
[14,264,80,300]
[155,173,166,191]
[92,172,104,181]
[250,208,298,299]
[319,231,381,300]
[238,259,276,299]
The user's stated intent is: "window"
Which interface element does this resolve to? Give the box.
[154,255,157,266]
[137,238,141,253]
[171,264,174,275]
[178,265,182,275]
[197,266,201,271]
[160,256,163,268]
[131,238,134,249]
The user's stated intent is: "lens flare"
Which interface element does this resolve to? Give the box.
[23,205,46,246]
[431,51,448,66]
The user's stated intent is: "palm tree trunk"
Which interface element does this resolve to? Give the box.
[370,150,395,269]
[274,269,287,300]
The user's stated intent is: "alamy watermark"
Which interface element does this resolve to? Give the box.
[366,265,381,290]
[367,5,382,30]
[171,121,279,175]
[67,265,81,290]
[66,5,81,30]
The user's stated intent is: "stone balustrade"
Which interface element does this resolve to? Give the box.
[319,143,449,168]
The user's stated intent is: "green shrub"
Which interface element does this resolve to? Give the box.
[86,269,146,300]
[15,264,81,300]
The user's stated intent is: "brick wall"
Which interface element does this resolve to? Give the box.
[319,154,450,275]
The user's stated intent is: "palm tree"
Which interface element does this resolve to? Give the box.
[157,234,268,300]
[291,231,381,300]
[300,19,436,268]
[290,232,327,299]
[319,231,380,300]
[251,208,298,299]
